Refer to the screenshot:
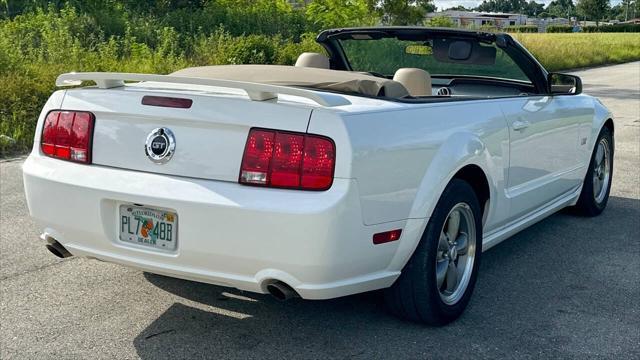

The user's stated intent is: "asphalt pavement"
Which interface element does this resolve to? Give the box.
[1,62,639,359]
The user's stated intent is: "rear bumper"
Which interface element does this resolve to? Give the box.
[22,155,410,299]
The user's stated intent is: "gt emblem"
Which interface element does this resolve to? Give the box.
[145,127,176,164]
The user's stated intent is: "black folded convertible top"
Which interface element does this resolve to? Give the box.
[317,26,500,43]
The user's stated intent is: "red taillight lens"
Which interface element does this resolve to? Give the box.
[239,128,335,191]
[302,135,335,190]
[41,110,94,164]
[271,132,304,187]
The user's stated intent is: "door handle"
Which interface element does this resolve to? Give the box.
[512,119,530,131]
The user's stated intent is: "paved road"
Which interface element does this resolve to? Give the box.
[1,62,639,359]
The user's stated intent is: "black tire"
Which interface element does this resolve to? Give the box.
[384,179,483,326]
[573,126,614,217]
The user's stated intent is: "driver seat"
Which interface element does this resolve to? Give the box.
[393,68,432,97]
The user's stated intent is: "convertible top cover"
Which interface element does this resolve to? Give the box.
[172,65,409,98]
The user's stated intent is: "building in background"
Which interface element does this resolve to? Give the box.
[425,10,528,28]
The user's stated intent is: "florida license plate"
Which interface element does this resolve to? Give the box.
[119,205,178,251]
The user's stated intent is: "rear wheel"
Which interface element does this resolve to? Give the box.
[574,126,613,216]
[384,179,482,325]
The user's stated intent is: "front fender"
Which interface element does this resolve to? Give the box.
[589,97,614,149]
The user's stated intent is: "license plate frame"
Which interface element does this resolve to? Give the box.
[118,204,178,251]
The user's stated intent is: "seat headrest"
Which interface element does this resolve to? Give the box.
[295,52,330,69]
[392,68,432,97]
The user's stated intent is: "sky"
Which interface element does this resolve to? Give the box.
[433,0,623,11]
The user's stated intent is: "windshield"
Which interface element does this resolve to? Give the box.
[338,37,531,83]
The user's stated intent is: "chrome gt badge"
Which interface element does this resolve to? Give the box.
[145,127,175,164]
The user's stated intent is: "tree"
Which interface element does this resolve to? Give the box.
[444,5,471,11]
[372,0,436,25]
[475,0,545,17]
[611,0,639,21]
[427,15,455,27]
[305,0,377,28]
[546,0,577,18]
[576,0,610,27]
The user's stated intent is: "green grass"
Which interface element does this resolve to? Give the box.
[513,33,640,71]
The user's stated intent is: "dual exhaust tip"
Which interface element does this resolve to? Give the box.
[42,234,299,300]
[42,234,73,258]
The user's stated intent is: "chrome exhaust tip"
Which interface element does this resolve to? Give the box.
[266,281,298,301]
[41,234,73,258]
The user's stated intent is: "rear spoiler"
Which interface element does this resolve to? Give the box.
[56,72,351,107]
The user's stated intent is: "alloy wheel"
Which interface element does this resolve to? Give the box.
[436,203,477,305]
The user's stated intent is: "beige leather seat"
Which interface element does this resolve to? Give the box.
[392,68,432,97]
[295,52,330,69]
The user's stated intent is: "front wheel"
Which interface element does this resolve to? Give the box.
[384,179,483,325]
[573,126,614,216]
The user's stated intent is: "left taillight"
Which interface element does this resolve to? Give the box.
[41,110,94,164]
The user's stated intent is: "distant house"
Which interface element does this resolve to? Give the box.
[526,17,571,32]
[426,10,528,28]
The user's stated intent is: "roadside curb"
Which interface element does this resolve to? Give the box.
[567,60,640,74]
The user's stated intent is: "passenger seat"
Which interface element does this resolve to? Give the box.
[295,52,330,69]
[393,68,432,97]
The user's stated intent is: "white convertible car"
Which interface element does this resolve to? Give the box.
[23,27,614,325]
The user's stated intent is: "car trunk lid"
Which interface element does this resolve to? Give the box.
[60,86,313,182]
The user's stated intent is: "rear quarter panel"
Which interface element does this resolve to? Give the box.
[308,99,511,230]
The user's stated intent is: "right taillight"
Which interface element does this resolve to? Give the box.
[41,110,94,164]
[239,128,335,191]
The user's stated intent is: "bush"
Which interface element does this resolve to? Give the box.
[582,24,640,32]
[426,16,455,28]
[546,25,574,33]
[505,25,538,33]
[548,23,640,33]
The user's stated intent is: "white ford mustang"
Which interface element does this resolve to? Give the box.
[23,27,614,325]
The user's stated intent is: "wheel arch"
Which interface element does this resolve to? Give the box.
[450,164,491,224]
[387,132,501,273]
[603,118,614,134]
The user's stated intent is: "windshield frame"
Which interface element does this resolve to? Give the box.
[316,27,549,95]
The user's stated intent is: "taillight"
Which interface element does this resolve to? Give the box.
[239,128,335,191]
[41,110,94,164]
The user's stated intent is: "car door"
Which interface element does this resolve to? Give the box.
[500,95,594,220]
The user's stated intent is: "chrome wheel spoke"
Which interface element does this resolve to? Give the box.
[593,177,601,196]
[438,233,449,252]
[595,144,605,168]
[436,259,449,289]
[446,210,460,242]
[455,233,469,255]
[445,262,458,292]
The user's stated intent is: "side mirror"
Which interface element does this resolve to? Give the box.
[548,73,582,95]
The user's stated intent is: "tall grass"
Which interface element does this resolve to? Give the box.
[513,33,640,71]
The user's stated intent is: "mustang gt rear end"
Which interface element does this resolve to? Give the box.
[23,27,614,325]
